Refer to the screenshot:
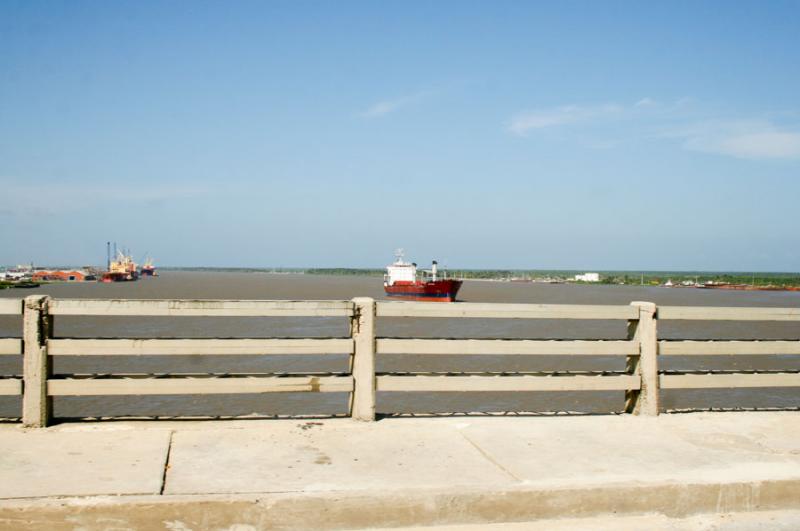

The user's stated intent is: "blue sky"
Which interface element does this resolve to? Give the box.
[1,1,799,270]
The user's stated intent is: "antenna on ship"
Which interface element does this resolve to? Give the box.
[394,248,405,264]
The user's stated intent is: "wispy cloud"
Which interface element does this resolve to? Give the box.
[508,98,800,160]
[360,91,429,118]
[508,104,622,136]
[675,120,800,160]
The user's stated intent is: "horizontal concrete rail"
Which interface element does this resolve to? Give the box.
[377,374,641,392]
[47,338,354,356]
[0,298,22,315]
[377,302,638,320]
[377,339,638,355]
[660,372,800,389]
[48,299,355,317]
[0,304,24,397]
[0,338,22,355]
[658,306,800,321]
[0,378,22,395]
[47,375,354,396]
[660,340,800,356]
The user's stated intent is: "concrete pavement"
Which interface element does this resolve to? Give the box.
[1,412,799,529]
[367,510,800,530]
[0,429,170,499]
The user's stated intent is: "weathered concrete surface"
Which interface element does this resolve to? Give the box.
[0,428,170,498]
[455,413,800,488]
[165,419,513,494]
[0,412,799,529]
[366,510,800,530]
[2,482,800,531]
[164,412,800,495]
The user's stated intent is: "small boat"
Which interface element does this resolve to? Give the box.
[140,257,158,277]
[12,281,40,289]
[383,250,462,302]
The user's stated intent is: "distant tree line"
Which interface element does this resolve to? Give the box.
[158,267,800,287]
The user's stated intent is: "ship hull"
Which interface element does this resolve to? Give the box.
[101,272,138,283]
[384,279,463,302]
[698,284,795,291]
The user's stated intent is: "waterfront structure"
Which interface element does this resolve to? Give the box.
[574,272,600,282]
[1,296,799,528]
[31,270,94,282]
[0,265,33,281]
[1,296,799,427]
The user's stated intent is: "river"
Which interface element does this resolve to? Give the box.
[1,272,799,419]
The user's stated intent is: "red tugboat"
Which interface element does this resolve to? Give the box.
[383,250,462,302]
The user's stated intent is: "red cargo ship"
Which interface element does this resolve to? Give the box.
[383,251,462,302]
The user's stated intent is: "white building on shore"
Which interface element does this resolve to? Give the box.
[574,272,600,282]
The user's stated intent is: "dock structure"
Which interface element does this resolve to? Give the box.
[0,295,799,527]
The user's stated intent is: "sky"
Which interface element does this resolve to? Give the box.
[1,1,799,271]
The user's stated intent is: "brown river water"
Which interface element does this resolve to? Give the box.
[1,271,799,420]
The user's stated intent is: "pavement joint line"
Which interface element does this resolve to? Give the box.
[159,430,175,496]
[0,489,315,503]
[457,430,522,483]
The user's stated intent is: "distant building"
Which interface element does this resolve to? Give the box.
[574,272,600,282]
[1,266,32,281]
[32,270,94,282]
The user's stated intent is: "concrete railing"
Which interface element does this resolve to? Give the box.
[658,306,800,390]
[375,300,658,416]
[0,296,798,426]
[0,298,24,400]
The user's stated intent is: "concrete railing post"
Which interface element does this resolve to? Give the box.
[350,297,376,421]
[625,301,659,416]
[23,295,53,427]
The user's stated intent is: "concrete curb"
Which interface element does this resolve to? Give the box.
[2,478,799,530]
